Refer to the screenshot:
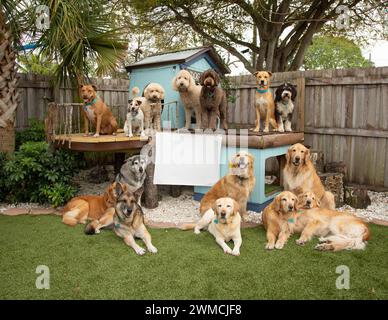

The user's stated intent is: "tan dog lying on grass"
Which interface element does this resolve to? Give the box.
[62,183,116,227]
[283,143,335,209]
[181,197,242,256]
[294,192,370,251]
[80,84,118,137]
[200,151,255,222]
[263,191,370,252]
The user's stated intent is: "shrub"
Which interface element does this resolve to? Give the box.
[3,141,84,207]
[15,119,46,148]
[0,153,7,202]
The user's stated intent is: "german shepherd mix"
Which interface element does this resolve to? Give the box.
[113,183,158,255]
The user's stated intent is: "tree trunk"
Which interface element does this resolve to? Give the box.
[0,7,19,154]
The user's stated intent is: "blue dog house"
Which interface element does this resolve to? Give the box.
[125,46,230,128]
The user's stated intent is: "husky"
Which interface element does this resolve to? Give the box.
[115,155,148,203]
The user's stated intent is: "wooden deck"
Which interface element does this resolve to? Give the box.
[53,132,150,152]
[52,130,304,152]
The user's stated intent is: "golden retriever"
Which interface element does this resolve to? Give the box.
[181,197,242,256]
[253,71,277,133]
[262,191,298,250]
[80,84,118,137]
[264,190,370,252]
[294,192,370,251]
[200,151,255,222]
[172,69,202,129]
[283,143,335,209]
[62,183,117,227]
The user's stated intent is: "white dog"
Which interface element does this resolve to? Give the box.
[180,197,242,256]
[123,88,146,138]
[172,69,202,129]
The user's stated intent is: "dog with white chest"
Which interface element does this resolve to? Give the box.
[124,88,146,138]
[274,83,297,132]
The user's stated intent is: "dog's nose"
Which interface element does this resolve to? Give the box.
[306,200,311,205]
[260,80,265,84]
[180,82,184,86]
[295,156,300,161]
[139,167,143,173]
[288,205,294,211]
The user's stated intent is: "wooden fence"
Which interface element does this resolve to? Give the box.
[15,68,388,187]
[15,73,130,130]
[227,67,388,188]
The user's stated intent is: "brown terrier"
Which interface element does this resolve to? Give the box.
[80,84,118,137]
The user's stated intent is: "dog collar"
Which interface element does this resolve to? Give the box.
[214,219,219,224]
[288,218,295,223]
[83,96,98,109]
[207,90,215,98]
[256,88,268,94]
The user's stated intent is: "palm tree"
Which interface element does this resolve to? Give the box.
[0,0,127,153]
[0,1,23,154]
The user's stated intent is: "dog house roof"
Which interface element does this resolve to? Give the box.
[125,46,230,74]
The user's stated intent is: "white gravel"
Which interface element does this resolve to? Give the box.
[337,191,388,222]
[1,166,387,225]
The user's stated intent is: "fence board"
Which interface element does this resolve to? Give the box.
[227,67,388,187]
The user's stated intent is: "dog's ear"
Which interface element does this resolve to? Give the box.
[273,194,281,212]
[79,84,84,89]
[199,72,206,86]
[253,71,259,77]
[232,200,240,216]
[275,86,282,101]
[91,84,97,91]
[159,85,165,100]
[267,71,273,77]
[304,147,311,164]
[115,182,124,197]
[285,147,292,165]
[213,71,220,86]
[171,76,178,91]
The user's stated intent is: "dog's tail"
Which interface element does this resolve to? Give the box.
[317,235,367,251]
[132,86,140,98]
[179,223,196,231]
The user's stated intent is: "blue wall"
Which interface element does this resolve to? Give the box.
[128,54,214,128]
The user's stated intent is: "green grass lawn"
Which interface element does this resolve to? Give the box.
[0,215,387,300]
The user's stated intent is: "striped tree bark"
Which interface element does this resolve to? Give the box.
[0,7,19,153]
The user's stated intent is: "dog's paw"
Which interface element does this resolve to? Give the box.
[83,133,89,137]
[318,237,329,243]
[231,249,240,256]
[134,247,146,256]
[148,245,158,254]
[265,243,275,250]
[285,128,292,132]
[242,214,249,223]
[263,128,269,133]
[95,229,101,234]
[93,133,100,138]
[296,239,306,246]
[315,243,333,251]
[127,133,133,138]
[275,242,284,250]
[194,227,201,234]
[278,128,285,133]
[224,247,232,255]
